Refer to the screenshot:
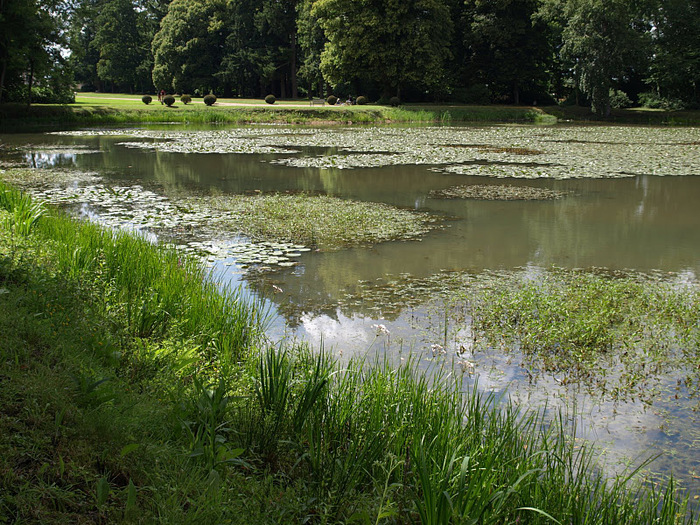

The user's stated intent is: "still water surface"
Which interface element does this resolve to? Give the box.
[3,123,700,492]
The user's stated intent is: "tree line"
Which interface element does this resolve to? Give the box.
[1,0,698,115]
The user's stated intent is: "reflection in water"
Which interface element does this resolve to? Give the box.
[3,125,700,495]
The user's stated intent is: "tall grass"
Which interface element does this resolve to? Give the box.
[0,180,267,362]
[230,347,696,523]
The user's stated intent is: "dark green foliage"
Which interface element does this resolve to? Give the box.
[163,94,175,106]
[389,96,400,107]
[355,95,367,105]
[203,93,217,106]
[142,94,152,104]
[609,89,632,109]
[326,95,338,105]
[180,94,192,104]
[265,94,276,104]
[638,91,686,111]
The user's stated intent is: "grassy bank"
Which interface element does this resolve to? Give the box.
[1,182,696,523]
[0,99,547,131]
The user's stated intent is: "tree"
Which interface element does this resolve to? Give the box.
[646,0,700,107]
[151,0,227,93]
[540,0,650,116]
[0,0,72,104]
[93,0,152,92]
[312,0,453,99]
[462,0,552,104]
[296,0,325,97]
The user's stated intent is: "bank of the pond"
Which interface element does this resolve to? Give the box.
[0,102,549,131]
[0,182,697,523]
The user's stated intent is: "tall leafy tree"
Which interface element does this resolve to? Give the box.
[540,0,650,115]
[151,0,227,93]
[216,0,267,97]
[296,0,325,97]
[462,0,551,104]
[0,0,72,104]
[93,0,152,92]
[256,0,299,98]
[646,0,700,107]
[313,0,453,99]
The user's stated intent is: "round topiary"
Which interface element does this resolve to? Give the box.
[180,94,192,105]
[356,95,367,106]
[142,95,152,105]
[389,96,400,107]
[326,95,338,105]
[163,94,176,107]
[203,94,217,106]
[265,94,276,104]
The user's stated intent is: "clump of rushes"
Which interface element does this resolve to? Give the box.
[194,193,438,249]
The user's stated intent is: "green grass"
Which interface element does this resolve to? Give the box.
[0,183,697,523]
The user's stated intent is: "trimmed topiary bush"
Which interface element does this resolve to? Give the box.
[142,95,152,105]
[389,96,400,107]
[356,95,367,106]
[180,94,192,105]
[203,94,217,106]
[265,94,276,105]
[326,95,338,105]
[163,94,176,107]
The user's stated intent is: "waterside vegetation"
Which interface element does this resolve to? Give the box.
[1,181,698,522]
[0,100,552,131]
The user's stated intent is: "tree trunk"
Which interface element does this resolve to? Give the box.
[290,30,298,99]
[0,59,6,104]
[26,58,34,107]
[513,80,520,105]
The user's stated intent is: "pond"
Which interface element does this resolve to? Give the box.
[2,122,700,494]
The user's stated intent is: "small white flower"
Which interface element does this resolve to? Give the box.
[431,344,446,356]
[372,324,390,336]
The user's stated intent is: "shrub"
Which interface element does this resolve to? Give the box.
[638,91,686,111]
[609,89,632,109]
[389,96,401,107]
[142,95,152,105]
[355,95,367,105]
[163,94,176,107]
[265,94,276,105]
[203,94,217,106]
[326,95,338,105]
[180,94,192,105]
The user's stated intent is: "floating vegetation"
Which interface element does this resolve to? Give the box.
[52,124,700,178]
[184,193,439,250]
[429,184,567,200]
[335,267,700,404]
[184,239,308,269]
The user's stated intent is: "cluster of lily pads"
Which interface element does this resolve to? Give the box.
[51,125,700,179]
[185,239,310,269]
[429,184,566,200]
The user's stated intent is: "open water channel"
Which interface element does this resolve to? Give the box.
[2,122,700,495]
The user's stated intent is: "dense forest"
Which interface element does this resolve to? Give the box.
[1,0,698,115]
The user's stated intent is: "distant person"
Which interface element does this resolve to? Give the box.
[159,90,165,104]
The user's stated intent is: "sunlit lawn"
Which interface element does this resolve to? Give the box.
[74,92,345,107]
